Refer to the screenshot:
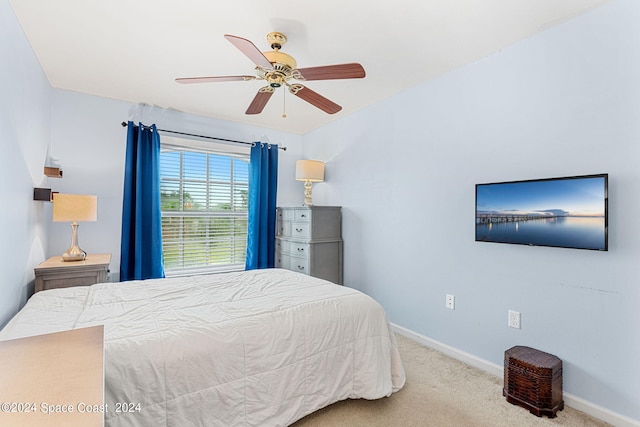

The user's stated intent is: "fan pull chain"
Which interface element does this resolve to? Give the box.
[282,87,287,119]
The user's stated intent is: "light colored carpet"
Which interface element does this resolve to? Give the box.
[292,334,610,427]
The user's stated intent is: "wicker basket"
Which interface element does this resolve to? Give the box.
[503,346,564,418]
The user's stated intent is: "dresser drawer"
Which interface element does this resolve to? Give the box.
[276,238,309,256]
[275,238,289,254]
[290,242,309,256]
[288,255,310,275]
[276,254,309,275]
[291,222,310,239]
[279,221,311,239]
[293,209,311,221]
[277,220,289,237]
[39,271,104,291]
[276,208,294,236]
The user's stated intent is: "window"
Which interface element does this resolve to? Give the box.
[159,137,249,275]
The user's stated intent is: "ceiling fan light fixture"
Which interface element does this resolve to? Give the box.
[263,51,297,70]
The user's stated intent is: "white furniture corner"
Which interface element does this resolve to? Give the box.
[0,325,104,426]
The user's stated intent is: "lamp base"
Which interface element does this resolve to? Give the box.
[62,249,87,262]
[62,222,87,262]
[303,180,314,206]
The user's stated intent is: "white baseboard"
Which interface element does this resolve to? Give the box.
[391,323,504,377]
[390,323,640,427]
[561,393,640,427]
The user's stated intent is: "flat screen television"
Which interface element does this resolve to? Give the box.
[475,174,608,251]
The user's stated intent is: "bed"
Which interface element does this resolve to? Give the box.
[0,268,405,426]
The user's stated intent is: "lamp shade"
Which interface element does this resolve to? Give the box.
[53,194,98,222]
[295,160,324,182]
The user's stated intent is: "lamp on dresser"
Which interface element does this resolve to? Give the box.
[295,160,324,206]
[53,193,97,262]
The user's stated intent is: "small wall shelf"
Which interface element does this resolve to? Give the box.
[44,166,63,178]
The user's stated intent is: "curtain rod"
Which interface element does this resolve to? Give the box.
[120,121,286,151]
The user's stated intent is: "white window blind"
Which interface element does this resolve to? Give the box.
[159,138,249,275]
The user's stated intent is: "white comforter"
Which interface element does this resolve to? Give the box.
[0,268,405,426]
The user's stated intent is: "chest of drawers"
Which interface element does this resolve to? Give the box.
[275,206,343,285]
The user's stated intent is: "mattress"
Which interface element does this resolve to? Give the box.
[0,268,405,426]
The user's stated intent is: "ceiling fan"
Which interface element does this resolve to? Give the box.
[175,32,366,115]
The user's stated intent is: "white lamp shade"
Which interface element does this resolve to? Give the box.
[53,194,98,222]
[295,160,325,182]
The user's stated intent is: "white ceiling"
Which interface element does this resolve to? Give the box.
[10,0,610,135]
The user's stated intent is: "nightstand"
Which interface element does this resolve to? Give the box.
[34,253,111,293]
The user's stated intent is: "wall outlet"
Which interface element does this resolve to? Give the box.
[446,294,455,310]
[508,310,521,329]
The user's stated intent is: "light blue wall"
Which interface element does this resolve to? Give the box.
[0,0,52,327]
[304,0,639,422]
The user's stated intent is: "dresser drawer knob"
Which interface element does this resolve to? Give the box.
[301,214,307,218]
[297,265,305,271]
[297,248,304,252]
[295,228,303,232]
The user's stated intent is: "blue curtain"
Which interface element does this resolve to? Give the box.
[120,121,165,281]
[245,142,278,270]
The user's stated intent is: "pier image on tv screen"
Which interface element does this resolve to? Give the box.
[475,174,608,251]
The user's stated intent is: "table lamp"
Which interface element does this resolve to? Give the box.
[53,194,98,261]
[295,160,324,206]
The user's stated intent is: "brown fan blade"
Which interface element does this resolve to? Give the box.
[288,84,342,114]
[293,63,365,81]
[246,86,275,115]
[224,34,274,70]
[175,75,256,84]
